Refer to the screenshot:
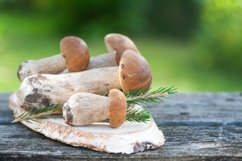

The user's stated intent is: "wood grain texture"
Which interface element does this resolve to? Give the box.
[1,93,242,161]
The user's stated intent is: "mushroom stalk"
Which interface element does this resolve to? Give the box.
[60,52,117,74]
[88,52,117,69]
[16,66,121,110]
[18,55,66,81]
[18,52,117,81]
[63,89,127,128]
[63,93,109,126]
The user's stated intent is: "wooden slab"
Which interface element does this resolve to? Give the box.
[8,93,165,154]
[1,93,242,160]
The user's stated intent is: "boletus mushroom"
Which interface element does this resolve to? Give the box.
[88,33,140,68]
[63,89,126,128]
[15,50,152,110]
[17,36,90,81]
[104,33,140,64]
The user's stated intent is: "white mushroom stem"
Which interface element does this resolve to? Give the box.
[60,52,117,74]
[18,52,117,80]
[18,55,66,81]
[16,66,120,110]
[63,93,109,126]
[88,52,117,69]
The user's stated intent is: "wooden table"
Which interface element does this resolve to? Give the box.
[1,93,242,161]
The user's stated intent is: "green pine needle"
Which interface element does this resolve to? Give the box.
[12,104,62,123]
[126,86,177,106]
[126,108,151,123]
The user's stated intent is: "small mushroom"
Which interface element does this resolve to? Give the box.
[60,36,90,72]
[88,33,139,67]
[105,33,139,64]
[63,89,126,128]
[17,36,90,81]
[88,33,140,67]
[16,50,152,110]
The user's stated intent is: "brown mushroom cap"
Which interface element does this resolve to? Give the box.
[104,33,139,64]
[108,89,127,128]
[119,50,152,92]
[60,36,90,72]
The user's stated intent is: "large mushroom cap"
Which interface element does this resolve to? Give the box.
[104,33,139,64]
[60,36,90,72]
[119,50,152,92]
[108,89,127,128]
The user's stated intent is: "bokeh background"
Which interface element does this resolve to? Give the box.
[0,0,241,92]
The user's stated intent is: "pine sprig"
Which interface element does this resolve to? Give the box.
[126,86,177,105]
[126,108,151,123]
[12,104,62,123]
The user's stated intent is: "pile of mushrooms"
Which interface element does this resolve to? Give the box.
[16,33,152,128]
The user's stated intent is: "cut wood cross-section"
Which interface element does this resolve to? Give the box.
[9,93,165,154]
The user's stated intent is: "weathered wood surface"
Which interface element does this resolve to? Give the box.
[1,92,242,161]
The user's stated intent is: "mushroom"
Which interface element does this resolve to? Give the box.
[15,50,152,110]
[18,33,139,80]
[83,33,140,68]
[17,36,90,81]
[63,89,126,128]
[105,33,140,64]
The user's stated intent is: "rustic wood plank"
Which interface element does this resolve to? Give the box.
[150,92,242,125]
[1,124,242,160]
[1,93,242,160]
[0,93,13,124]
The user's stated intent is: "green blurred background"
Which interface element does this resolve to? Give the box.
[0,0,241,92]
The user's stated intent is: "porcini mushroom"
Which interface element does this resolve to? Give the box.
[105,33,140,64]
[18,33,139,80]
[88,33,140,68]
[63,89,126,128]
[17,36,90,81]
[15,50,152,110]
